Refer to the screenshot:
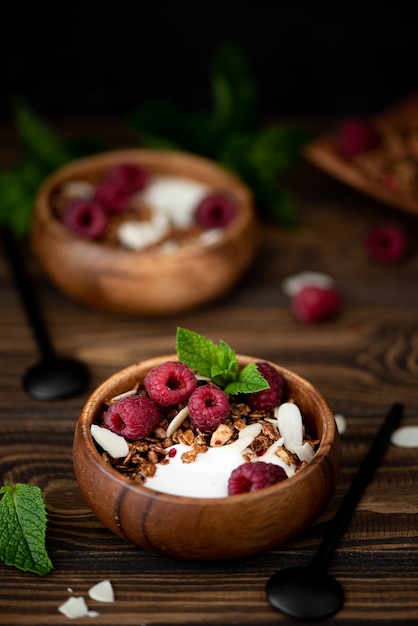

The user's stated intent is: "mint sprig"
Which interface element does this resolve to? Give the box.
[0,482,53,575]
[176,327,269,395]
[129,43,310,225]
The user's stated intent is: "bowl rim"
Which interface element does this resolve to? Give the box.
[34,148,256,260]
[74,354,339,507]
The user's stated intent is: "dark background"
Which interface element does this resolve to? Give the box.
[2,2,418,122]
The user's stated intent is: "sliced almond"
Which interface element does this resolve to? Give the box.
[238,423,262,439]
[166,406,189,438]
[275,402,303,452]
[391,426,418,448]
[110,388,138,403]
[334,413,347,434]
[91,424,129,458]
[259,438,284,462]
[88,580,115,603]
[282,271,334,296]
[58,596,94,619]
[293,441,315,463]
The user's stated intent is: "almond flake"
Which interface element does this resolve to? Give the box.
[110,388,138,403]
[58,596,96,619]
[275,402,303,452]
[88,580,115,603]
[91,424,129,458]
[391,426,418,448]
[334,413,347,434]
[293,441,315,463]
[238,423,262,439]
[166,406,189,438]
[282,271,335,297]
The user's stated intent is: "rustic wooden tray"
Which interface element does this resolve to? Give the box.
[304,93,418,216]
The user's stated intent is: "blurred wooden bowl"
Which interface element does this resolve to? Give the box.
[73,354,340,560]
[31,150,258,315]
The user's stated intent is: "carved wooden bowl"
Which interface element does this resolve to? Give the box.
[31,150,258,315]
[73,355,340,560]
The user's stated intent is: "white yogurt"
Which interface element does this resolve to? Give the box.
[143,431,295,499]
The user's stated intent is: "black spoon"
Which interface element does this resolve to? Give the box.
[2,227,89,400]
[266,402,404,621]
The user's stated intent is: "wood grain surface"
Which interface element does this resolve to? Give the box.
[1,118,418,625]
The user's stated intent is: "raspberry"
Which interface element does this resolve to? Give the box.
[62,198,108,239]
[365,223,408,263]
[246,362,285,411]
[93,178,132,214]
[292,286,342,323]
[144,361,197,407]
[103,395,161,440]
[195,194,236,228]
[188,384,230,431]
[106,163,149,194]
[336,118,380,160]
[228,462,287,495]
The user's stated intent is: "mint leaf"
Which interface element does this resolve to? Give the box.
[13,99,71,169]
[176,327,222,379]
[225,363,269,395]
[176,327,268,394]
[0,483,53,575]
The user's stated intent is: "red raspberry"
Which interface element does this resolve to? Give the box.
[93,178,132,214]
[246,362,285,411]
[144,361,197,407]
[365,223,408,263]
[228,462,287,495]
[336,118,380,159]
[104,395,161,440]
[106,163,149,194]
[292,286,342,323]
[188,384,230,431]
[195,194,236,228]
[62,198,108,239]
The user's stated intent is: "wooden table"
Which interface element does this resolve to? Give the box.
[1,118,418,625]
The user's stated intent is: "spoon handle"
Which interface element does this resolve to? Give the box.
[311,402,404,570]
[2,227,55,360]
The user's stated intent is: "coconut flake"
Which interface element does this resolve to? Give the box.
[282,271,335,297]
[88,580,115,603]
[391,426,418,448]
[91,424,129,458]
[275,402,303,452]
[141,176,209,228]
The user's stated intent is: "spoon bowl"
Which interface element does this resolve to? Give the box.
[23,357,89,401]
[265,403,403,621]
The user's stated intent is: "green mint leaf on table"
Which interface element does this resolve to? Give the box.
[176,327,269,395]
[0,482,53,575]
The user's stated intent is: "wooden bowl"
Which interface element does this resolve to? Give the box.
[73,355,340,560]
[31,149,258,315]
